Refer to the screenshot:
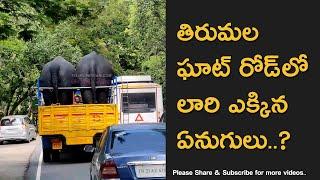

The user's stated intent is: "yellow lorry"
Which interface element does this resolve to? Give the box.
[37,75,163,162]
[38,104,118,162]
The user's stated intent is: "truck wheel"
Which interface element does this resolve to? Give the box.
[43,149,51,162]
[52,151,60,162]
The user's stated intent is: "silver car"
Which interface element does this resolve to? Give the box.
[0,115,37,144]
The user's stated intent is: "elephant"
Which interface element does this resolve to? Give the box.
[39,56,76,105]
[75,51,114,104]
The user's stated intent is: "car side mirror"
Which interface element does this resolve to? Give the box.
[84,145,95,153]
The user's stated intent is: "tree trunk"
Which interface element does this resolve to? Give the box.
[5,92,15,115]
[27,96,33,116]
[5,78,21,115]
[9,88,32,115]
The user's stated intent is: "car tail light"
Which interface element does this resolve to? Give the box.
[100,160,119,179]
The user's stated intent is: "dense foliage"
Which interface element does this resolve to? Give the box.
[0,0,165,117]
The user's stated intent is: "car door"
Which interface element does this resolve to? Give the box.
[91,147,100,179]
[91,129,108,179]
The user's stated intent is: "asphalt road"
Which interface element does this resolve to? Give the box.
[27,139,91,180]
[0,138,37,180]
[1,137,91,180]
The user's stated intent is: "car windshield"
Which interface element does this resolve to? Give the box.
[109,129,165,154]
[122,93,156,113]
[0,118,23,126]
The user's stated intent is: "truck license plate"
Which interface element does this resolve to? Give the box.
[135,164,166,178]
[51,140,62,150]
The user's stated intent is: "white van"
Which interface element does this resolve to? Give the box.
[0,115,37,144]
[112,76,164,124]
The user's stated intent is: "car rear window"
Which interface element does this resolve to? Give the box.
[0,118,23,126]
[109,129,165,154]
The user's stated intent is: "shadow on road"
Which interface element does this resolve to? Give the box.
[43,152,92,164]
[1,140,34,145]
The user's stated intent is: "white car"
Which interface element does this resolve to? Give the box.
[0,115,37,144]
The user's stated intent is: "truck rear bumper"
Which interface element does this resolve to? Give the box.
[41,136,93,152]
[65,136,93,145]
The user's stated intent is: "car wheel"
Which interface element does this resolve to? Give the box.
[43,149,52,162]
[0,141,3,145]
[27,134,32,143]
[25,135,31,143]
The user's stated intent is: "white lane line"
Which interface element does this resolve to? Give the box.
[36,151,43,180]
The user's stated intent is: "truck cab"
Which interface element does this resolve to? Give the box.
[112,76,163,124]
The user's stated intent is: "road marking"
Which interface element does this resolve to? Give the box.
[36,151,43,180]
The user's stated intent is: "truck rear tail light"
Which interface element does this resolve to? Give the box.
[100,160,119,179]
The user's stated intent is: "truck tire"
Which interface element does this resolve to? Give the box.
[43,149,51,162]
[52,151,60,162]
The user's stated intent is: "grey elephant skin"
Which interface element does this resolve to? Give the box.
[75,51,114,104]
[39,56,76,105]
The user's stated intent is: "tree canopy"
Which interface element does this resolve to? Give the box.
[0,0,165,117]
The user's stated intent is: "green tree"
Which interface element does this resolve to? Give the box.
[0,0,41,40]
[25,26,83,68]
[128,0,166,101]
[0,0,167,117]
[0,38,37,116]
[128,0,165,58]
[30,0,106,24]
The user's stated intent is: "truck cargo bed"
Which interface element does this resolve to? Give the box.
[38,104,118,145]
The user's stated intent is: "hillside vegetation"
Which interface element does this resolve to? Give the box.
[0,0,165,116]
